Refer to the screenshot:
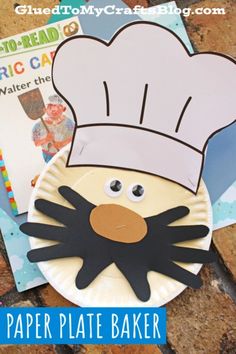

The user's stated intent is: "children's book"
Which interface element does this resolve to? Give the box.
[213,181,236,230]
[0,17,82,215]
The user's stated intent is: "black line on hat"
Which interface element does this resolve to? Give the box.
[103,81,110,117]
[74,123,203,154]
[139,84,148,125]
[175,96,192,133]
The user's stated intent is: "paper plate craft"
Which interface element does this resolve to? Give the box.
[21,22,236,306]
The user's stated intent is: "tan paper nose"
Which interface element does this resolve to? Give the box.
[89,204,147,243]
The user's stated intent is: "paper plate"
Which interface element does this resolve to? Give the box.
[28,145,212,307]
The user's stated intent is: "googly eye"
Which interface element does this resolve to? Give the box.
[104,179,123,197]
[127,184,145,202]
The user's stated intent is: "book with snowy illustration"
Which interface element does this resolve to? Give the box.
[0,17,82,215]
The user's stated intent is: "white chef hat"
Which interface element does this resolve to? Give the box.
[52,22,236,193]
[48,94,64,105]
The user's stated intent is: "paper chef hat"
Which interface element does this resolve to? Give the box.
[52,22,236,193]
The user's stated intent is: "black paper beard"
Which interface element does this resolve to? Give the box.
[20,186,216,301]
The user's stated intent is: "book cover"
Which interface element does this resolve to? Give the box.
[0,17,82,215]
